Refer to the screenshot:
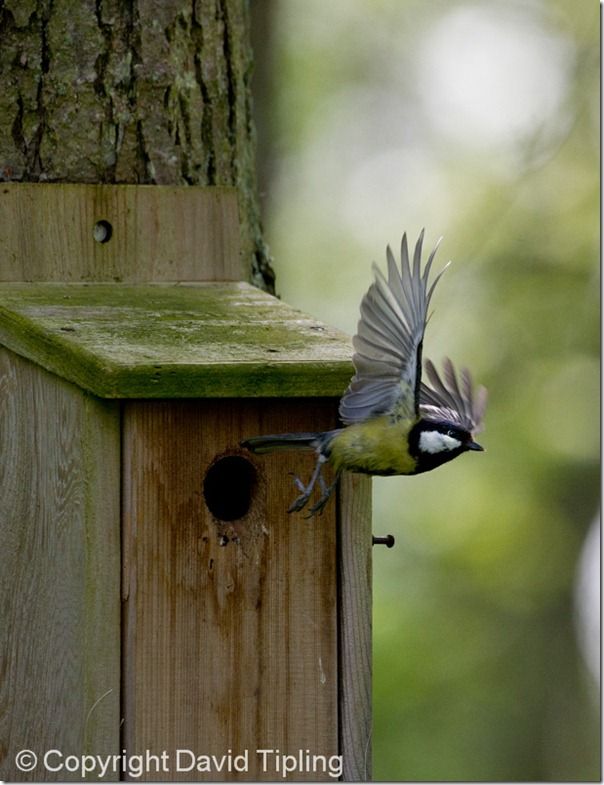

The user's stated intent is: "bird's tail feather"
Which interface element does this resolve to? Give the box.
[241,433,321,454]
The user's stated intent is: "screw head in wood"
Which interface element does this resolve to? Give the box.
[372,534,395,548]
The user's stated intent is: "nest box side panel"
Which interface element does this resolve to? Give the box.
[0,349,121,782]
[122,398,339,782]
[338,473,372,781]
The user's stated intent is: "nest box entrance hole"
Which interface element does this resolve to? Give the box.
[203,454,257,521]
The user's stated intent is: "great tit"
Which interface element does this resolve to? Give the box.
[242,230,487,515]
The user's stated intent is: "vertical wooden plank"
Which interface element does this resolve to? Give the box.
[338,473,372,781]
[0,349,121,782]
[122,399,340,781]
[0,184,242,283]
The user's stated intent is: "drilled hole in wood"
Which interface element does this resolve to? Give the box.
[203,455,257,521]
[93,219,113,243]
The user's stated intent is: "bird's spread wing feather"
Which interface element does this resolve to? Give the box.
[420,357,487,434]
[339,230,448,425]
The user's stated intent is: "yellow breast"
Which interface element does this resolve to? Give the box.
[328,415,418,476]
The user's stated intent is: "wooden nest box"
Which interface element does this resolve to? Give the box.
[0,185,371,782]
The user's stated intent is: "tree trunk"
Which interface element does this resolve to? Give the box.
[0,0,274,290]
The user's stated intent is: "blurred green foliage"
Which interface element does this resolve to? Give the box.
[254,0,599,779]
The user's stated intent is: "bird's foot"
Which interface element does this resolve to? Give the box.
[287,468,340,517]
[305,475,339,517]
[287,473,313,513]
[288,494,313,514]
[305,493,330,517]
[287,455,328,514]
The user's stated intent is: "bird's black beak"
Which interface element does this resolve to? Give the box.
[467,440,484,452]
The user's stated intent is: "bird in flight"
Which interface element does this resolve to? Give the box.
[242,230,487,516]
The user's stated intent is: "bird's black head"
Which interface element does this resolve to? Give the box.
[409,419,484,474]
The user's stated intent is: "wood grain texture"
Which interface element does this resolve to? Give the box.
[122,398,340,781]
[0,183,241,283]
[338,473,373,781]
[0,349,121,781]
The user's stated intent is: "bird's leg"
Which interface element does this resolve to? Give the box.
[306,470,342,517]
[290,474,306,493]
[288,453,328,513]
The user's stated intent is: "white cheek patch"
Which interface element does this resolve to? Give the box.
[419,430,462,454]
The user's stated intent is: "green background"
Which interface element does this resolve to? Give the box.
[253,0,600,780]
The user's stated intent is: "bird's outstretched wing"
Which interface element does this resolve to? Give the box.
[420,358,487,434]
[339,230,448,425]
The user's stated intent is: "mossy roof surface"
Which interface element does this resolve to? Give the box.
[0,282,353,398]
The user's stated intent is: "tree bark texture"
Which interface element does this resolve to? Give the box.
[0,0,274,290]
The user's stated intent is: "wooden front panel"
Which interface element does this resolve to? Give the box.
[122,399,340,781]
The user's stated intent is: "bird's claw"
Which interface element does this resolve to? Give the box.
[305,496,329,517]
[288,492,312,513]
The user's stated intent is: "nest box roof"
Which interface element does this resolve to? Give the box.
[0,282,353,399]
